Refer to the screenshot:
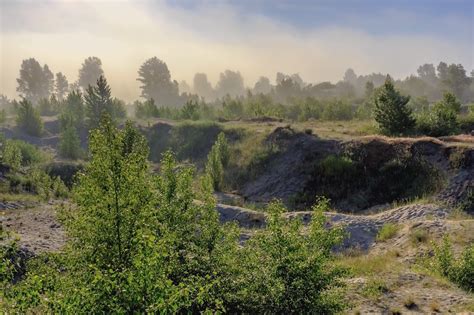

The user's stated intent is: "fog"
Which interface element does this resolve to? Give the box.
[1,0,472,101]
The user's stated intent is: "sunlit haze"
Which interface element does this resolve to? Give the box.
[1,0,473,101]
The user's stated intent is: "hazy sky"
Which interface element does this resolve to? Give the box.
[1,0,473,101]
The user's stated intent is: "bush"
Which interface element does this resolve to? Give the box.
[58,123,82,160]
[135,98,159,119]
[28,168,68,200]
[2,141,22,170]
[205,132,229,190]
[416,100,459,137]
[223,200,348,313]
[62,90,85,128]
[180,99,200,120]
[16,99,43,136]
[433,237,474,292]
[1,139,44,168]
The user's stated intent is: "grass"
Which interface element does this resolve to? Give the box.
[0,193,39,203]
[376,223,399,242]
[338,250,402,277]
[362,279,390,299]
[410,228,429,245]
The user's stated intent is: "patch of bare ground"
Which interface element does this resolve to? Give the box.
[1,202,66,254]
[341,219,474,314]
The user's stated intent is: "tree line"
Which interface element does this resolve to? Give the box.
[3,56,473,110]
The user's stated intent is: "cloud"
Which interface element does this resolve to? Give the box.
[1,0,472,101]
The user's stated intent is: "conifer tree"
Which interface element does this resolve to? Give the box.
[84,75,113,129]
[373,76,415,135]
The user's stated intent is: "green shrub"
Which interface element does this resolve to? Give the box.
[59,124,82,160]
[16,99,43,136]
[376,223,399,242]
[224,200,348,313]
[62,90,85,128]
[135,98,159,119]
[416,103,459,136]
[205,132,229,190]
[433,237,474,292]
[2,141,22,170]
[2,139,44,168]
[180,99,200,120]
[28,168,68,200]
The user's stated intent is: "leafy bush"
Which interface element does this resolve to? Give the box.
[417,101,459,137]
[2,141,22,170]
[1,139,44,168]
[433,237,474,292]
[224,200,347,313]
[16,99,43,136]
[27,168,68,200]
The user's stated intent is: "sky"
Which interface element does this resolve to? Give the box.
[1,0,473,101]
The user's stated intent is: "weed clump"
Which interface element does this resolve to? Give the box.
[376,223,399,242]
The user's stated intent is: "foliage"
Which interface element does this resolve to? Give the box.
[78,56,104,90]
[416,104,459,137]
[16,58,54,104]
[205,132,229,190]
[16,99,43,136]
[137,56,180,106]
[222,200,347,314]
[59,121,82,160]
[84,75,114,129]
[62,90,85,129]
[110,98,127,119]
[2,139,44,168]
[28,168,69,200]
[135,98,159,119]
[2,119,348,313]
[373,77,416,135]
[432,237,474,292]
[417,92,461,137]
[181,99,200,120]
[55,72,69,101]
[2,140,22,171]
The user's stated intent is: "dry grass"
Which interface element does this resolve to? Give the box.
[338,250,402,277]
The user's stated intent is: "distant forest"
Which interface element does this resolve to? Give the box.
[2,56,473,111]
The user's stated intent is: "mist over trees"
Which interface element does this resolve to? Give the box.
[137,57,180,105]
[7,56,474,118]
[215,70,245,98]
[84,75,113,128]
[193,72,215,100]
[55,72,69,101]
[16,58,54,104]
[78,57,104,91]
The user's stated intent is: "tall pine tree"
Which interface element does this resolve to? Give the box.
[84,75,113,129]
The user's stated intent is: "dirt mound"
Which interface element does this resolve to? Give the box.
[241,130,473,212]
[241,127,340,204]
